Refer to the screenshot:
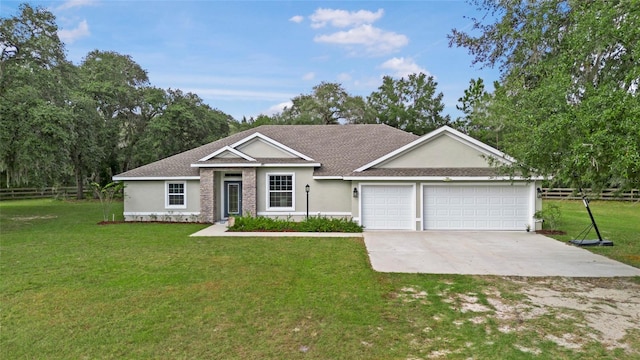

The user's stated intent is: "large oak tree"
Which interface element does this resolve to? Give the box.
[450,0,640,190]
[0,4,73,187]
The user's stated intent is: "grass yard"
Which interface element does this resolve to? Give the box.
[1,199,639,359]
[543,200,640,268]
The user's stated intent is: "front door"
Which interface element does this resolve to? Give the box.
[224,181,242,218]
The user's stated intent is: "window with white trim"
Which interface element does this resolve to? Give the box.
[166,181,187,209]
[267,173,294,210]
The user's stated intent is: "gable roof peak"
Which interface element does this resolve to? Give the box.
[354,125,514,172]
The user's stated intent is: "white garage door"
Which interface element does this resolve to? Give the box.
[362,185,414,230]
[423,185,530,230]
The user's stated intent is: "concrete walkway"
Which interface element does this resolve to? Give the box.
[364,231,640,277]
[190,222,363,238]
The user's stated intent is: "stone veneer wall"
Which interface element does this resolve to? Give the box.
[199,167,256,222]
[199,168,215,223]
[242,168,257,216]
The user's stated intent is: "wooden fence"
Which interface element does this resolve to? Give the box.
[0,187,90,201]
[1,186,638,201]
[539,188,640,201]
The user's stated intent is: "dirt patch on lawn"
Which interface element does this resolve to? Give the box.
[452,277,640,353]
[519,278,640,350]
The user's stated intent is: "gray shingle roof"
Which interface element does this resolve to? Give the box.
[114,124,419,178]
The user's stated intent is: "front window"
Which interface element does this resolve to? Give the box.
[166,181,186,209]
[267,174,294,210]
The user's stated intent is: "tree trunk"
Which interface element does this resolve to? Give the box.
[75,167,84,200]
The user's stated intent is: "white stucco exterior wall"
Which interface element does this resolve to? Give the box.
[378,134,492,168]
[122,180,201,222]
[255,167,352,220]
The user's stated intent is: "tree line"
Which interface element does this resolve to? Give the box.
[1,4,232,197]
[234,74,450,136]
[2,1,638,198]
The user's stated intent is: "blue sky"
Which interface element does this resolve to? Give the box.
[2,0,500,121]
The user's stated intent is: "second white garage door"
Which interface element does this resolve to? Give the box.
[361,185,414,230]
[423,185,530,230]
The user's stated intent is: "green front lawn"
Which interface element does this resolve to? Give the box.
[1,199,639,359]
[543,200,640,268]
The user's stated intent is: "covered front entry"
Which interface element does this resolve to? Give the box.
[224,181,242,218]
[423,185,530,230]
[361,185,414,230]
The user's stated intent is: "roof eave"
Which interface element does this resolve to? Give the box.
[190,162,322,168]
[112,176,201,181]
[343,175,543,181]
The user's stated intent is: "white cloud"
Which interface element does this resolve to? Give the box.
[310,8,383,29]
[337,72,352,82]
[314,24,408,56]
[263,101,293,116]
[55,0,95,11]
[380,57,429,78]
[302,72,315,81]
[58,20,90,44]
[289,15,304,23]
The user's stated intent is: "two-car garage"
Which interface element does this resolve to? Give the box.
[360,184,533,231]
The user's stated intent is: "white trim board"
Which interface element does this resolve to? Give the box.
[345,176,541,181]
[257,211,352,217]
[191,162,321,168]
[124,212,200,216]
[113,176,200,181]
[312,176,344,180]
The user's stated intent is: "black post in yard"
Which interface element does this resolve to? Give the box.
[569,188,613,246]
[305,184,310,220]
[583,195,604,242]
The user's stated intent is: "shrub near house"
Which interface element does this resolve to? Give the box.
[228,215,363,233]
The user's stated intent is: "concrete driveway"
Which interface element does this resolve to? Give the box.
[363,231,640,277]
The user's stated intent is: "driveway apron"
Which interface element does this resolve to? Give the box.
[363,231,640,277]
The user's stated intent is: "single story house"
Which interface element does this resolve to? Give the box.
[113,125,542,231]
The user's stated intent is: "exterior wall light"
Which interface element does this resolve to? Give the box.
[353,187,358,198]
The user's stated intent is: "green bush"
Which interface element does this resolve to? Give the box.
[534,203,562,229]
[228,215,363,233]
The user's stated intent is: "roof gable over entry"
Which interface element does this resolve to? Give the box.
[236,138,297,158]
[197,132,314,164]
[356,126,513,172]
